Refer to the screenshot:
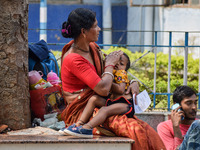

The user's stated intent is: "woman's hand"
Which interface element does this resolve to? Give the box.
[104,50,123,66]
[96,50,123,97]
[125,81,139,104]
[126,81,139,95]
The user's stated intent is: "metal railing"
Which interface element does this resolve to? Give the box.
[29,30,200,111]
[97,31,200,110]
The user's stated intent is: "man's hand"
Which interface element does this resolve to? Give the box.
[171,106,185,127]
[171,106,185,139]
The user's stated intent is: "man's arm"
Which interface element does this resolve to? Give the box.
[170,106,185,149]
[171,106,184,139]
[157,121,182,150]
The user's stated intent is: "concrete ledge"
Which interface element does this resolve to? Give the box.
[0,135,134,144]
[0,143,131,150]
[136,111,200,131]
[0,135,134,150]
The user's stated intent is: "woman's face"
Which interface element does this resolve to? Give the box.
[85,19,101,42]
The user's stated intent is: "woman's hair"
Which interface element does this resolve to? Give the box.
[61,8,96,39]
[123,52,130,71]
[173,86,196,104]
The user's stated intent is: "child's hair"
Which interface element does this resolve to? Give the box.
[61,8,96,39]
[123,52,130,71]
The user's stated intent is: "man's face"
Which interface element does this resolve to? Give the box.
[180,94,198,120]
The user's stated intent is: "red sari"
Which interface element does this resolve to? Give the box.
[61,40,166,150]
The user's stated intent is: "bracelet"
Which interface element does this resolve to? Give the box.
[130,79,138,84]
[104,65,115,70]
[102,72,114,79]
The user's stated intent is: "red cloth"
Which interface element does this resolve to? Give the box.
[157,119,191,150]
[61,53,101,93]
[61,40,103,125]
[30,85,65,120]
[105,115,166,150]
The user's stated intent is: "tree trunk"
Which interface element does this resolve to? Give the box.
[0,0,31,130]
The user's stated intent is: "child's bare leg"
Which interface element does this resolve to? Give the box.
[83,103,129,129]
[76,95,106,126]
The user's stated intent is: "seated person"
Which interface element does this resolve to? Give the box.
[60,8,166,149]
[179,119,200,150]
[63,52,134,138]
[157,85,198,150]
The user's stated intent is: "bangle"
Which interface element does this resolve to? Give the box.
[102,72,114,79]
[104,65,115,70]
[130,79,138,84]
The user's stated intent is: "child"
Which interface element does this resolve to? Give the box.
[62,52,134,138]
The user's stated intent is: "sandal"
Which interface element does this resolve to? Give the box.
[64,126,93,138]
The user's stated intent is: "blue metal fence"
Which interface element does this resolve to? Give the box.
[29,30,200,111]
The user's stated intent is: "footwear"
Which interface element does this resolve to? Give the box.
[64,126,93,138]
[60,123,76,135]
[59,123,76,135]
[67,123,76,130]
[0,124,8,133]
[63,123,76,132]
[58,127,69,136]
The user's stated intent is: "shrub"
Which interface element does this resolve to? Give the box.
[52,47,199,109]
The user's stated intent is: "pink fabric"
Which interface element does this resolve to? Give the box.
[61,53,101,93]
[157,120,190,150]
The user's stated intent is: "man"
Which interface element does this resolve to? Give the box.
[157,85,198,150]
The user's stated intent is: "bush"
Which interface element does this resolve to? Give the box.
[53,47,199,109]
[102,47,199,109]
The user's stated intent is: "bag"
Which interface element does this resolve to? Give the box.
[29,40,60,80]
[28,70,44,85]
[30,85,66,120]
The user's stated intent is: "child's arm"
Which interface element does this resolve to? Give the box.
[111,82,126,95]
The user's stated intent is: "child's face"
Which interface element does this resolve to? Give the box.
[114,54,128,70]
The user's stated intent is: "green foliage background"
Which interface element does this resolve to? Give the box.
[52,47,199,110]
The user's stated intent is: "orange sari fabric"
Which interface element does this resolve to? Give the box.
[61,41,166,150]
[105,115,166,150]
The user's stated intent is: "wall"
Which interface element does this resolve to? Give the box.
[127,2,200,55]
[28,3,127,51]
[162,7,200,57]
[29,2,200,54]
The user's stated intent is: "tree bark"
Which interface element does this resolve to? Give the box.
[0,0,31,130]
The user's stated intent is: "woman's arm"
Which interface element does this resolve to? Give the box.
[93,50,124,96]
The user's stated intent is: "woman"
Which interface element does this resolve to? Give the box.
[64,53,134,138]
[60,8,166,150]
